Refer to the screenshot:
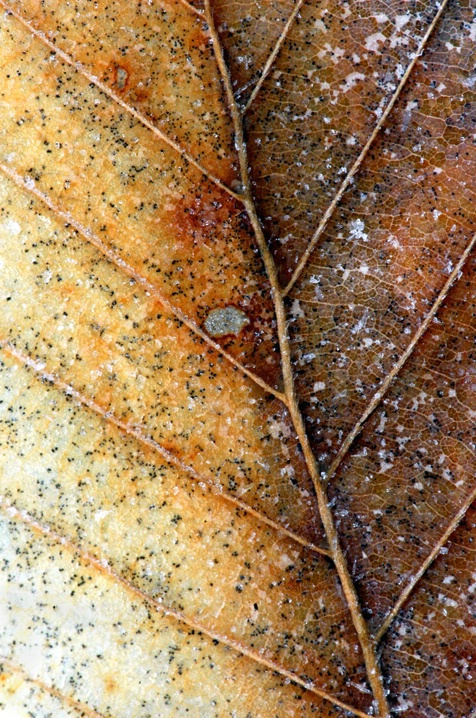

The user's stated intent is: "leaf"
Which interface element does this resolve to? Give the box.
[0,1,474,717]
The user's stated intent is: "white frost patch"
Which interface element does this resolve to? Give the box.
[395,14,411,31]
[42,269,53,284]
[445,597,458,608]
[348,218,368,242]
[462,74,476,89]
[395,695,414,712]
[23,356,46,373]
[351,311,369,335]
[276,553,295,570]
[443,468,454,482]
[340,3,351,20]
[309,275,323,298]
[318,43,345,64]
[280,464,295,480]
[433,209,441,220]
[313,381,326,391]
[365,32,386,53]
[405,99,419,114]
[340,72,366,93]
[469,20,476,42]
[290,299,305,319]
[314,18,327,33]
[395,63,405,80]
[94,509,110,522]
[268,419,292,440]
[376,413,387,433]
[2,218,21,236]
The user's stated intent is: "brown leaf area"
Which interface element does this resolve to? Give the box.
[0,1,474,717]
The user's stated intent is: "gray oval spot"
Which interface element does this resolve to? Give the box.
[204,307,249,338]
[116,66,129,89]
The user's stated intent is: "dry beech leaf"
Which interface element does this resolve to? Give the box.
[0,1,474,717]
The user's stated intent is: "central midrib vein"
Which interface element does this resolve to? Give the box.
[204,2,390,716]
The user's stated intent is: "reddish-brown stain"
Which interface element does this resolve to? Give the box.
[162,189,283,390]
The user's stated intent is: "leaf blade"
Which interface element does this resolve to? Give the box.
[1,510,359,717]
[0,0,475,715]
[237,0,448,285]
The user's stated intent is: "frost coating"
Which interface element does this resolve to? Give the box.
[204,306,249,337]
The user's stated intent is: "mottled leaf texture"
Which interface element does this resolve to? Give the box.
[0,0,474,717]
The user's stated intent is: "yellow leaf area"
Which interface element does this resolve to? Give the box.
[0,1,475,718]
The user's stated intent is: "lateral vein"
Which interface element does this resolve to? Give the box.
[283,0,450,297]
[242,0,306,113]
[0,161,285,405]
[0,658,108,718]
[0,1,243,202]
[0,340,328,558]
[0,498,370,718]
[374,482,476,644]
[323,231,476,488]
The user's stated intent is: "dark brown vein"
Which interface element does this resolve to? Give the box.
[0,658,108,718]
[204,2,390,715]
[241,0,306,113]
[0,1,242,203]
[0,340,328,558]
[282,0,450,297]
[322,231,476,489]
[374,482,476,644]
[0,161,285,405]
[0,498,371,718]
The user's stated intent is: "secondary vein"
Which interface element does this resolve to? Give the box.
[282,0,450,298]
[0,161,285,405]
[1,499,371,718]
[0,659,108,718]
[374,481,476,645]
[242,0,306,113]
[0,340,328,558]
[323,231,476,489]
[0,0,243,203]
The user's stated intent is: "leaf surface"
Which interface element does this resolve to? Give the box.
[0,1,475,717]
